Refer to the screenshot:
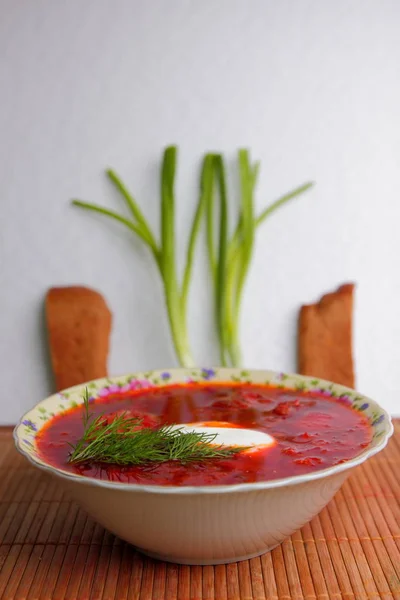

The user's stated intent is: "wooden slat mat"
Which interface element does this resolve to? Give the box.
[0,425,399,600]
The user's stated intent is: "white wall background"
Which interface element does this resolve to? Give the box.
[1,0,400,423]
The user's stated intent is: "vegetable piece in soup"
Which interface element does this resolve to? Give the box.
[36,383,372,486]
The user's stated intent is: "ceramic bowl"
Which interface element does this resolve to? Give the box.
[14,368,393,565]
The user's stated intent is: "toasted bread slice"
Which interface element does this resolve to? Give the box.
[298,283,355,388]
[46,286,112,391]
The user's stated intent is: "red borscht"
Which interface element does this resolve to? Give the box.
[36,384,372,485]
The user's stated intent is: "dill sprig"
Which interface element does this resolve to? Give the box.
[68,389,245,466]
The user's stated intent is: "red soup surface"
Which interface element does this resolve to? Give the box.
[36,383,372,486]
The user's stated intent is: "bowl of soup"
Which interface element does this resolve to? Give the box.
[14,368,392,565]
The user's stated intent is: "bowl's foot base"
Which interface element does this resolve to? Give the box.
[138,543,280,565]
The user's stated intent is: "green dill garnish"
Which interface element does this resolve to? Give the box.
[68,389,246,466]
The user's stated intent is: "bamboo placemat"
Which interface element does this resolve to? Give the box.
[0,424,399,600]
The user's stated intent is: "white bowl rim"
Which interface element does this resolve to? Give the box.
[14,368,394,495]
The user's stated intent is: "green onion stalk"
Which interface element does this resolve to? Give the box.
[207,150,314,366]
[72,147,214,368]
[72,146,313,368]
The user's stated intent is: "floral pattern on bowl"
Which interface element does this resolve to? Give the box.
[15,368,392,476]
[13,368,395,565]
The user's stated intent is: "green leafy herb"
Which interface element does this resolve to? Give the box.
[68,389,246,466]
[72,146,313,367]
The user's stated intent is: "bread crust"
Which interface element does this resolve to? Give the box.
[298,283,355,388]
[46,286,112,391]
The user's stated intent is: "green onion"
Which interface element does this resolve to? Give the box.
[207,154,314,367]
[181,154,214,317]
[72,146,313,368]
[159,147,191,366]
[72,146,211,367]
[214,155,229,366]
[106,169,160,259]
